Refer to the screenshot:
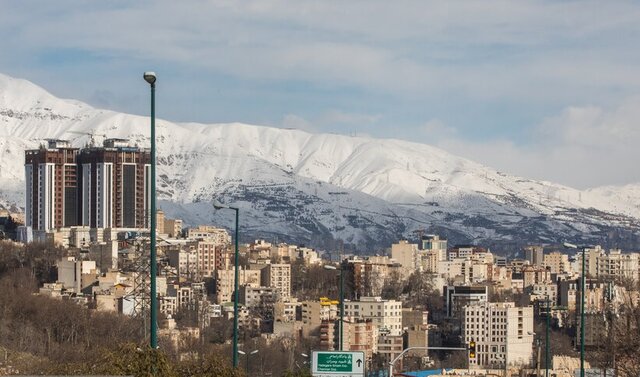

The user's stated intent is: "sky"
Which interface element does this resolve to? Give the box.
[1,1,640,189]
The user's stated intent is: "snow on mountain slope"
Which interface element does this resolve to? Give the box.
[1,72,639,250]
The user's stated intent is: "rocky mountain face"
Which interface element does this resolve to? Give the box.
[2,73,639,253]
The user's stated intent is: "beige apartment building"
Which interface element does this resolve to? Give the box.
[343,296,403,336]
[215,268,261,303]
[302,297,339,337]
[391,240,420,277]
[463,302,534,369]
[543,251,571,274]
[188,225,231,244]
[260,263,291,301]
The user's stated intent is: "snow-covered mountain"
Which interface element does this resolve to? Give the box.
[1,73,639,252]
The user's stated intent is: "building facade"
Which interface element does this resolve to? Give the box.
[25,139,80,231]
[463,302,534,369]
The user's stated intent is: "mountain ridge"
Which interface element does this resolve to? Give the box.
[1,73,639,251]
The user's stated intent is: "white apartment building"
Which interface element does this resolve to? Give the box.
[445,285,488,318]
[167,249,198,279]
[188,225,231,244]
[215,268,261,303]
[574,247,639,282]
[343,296,403,336]
[437,258,489,284]
[597,250,639,281]
[260,263,291,301]
[463,302,534,369]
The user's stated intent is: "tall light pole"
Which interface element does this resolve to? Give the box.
[214,200,240,368]
[563,242,589,377]
[143,71,158,349]
[546,296,550,377]
[324,264,344,351]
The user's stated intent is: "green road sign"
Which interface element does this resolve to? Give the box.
[312,351,365,377]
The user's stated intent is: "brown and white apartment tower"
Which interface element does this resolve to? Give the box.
[24,139,80,231]
[25,138,151,232]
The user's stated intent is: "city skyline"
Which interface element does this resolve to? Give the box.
[2,2,640,188]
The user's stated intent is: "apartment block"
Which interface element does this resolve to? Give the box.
[76,138,151,229]
[302,298,339,337]
[215,268,261,303]
[543,251,570,274]
[463,302,534,369]
[344,256,396,299]
[164,218,183,238]
[260,263,291,301]
[524,246,544,266]
[444,285,488,319]
[25,139,80,231]
[197,240,226,277]
[188,225,231,244]
[343,296,403,336]
[391,240,419,277]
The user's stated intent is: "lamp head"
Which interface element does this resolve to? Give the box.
[212,199,227,210]
[250,350,259,355]
[324,265,337,271]
[563,242,577,249]
[143,71,157,85]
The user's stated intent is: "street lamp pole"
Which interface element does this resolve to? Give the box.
[546,297,550,377]
[324,264,344,350]
[339,264,344,351]
[143,71,158,349]
[214,200,240,368]
[563,242,587,377]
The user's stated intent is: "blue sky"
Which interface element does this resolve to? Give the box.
[2,1,640,189]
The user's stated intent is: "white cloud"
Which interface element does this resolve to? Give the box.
[1,1,640,188]
[281,114,315,132]
[435,97,640,189]
[421,119,458,141]
[320,110,381,126]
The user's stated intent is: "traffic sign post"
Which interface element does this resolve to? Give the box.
[312,351,365,377]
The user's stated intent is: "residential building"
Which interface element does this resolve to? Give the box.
[524,246,544,267]
[76,138,151,229]
[197,240,226,277]
[302,298,339,337]
[377,334,404,367]
[261,263,291,301]
[24,139,80,231]
[188,225,230,244]
[463,302,534,369]
[167,248,198,280]
[343,296,403,336]
[444,285,488,319]
[391,240,419,277]
[215,267,261,303]
[522,266,551,288]
[164,218,183,238]
[239,285,277,308]
[597,249,639,282]
[543,251,570,274]
[344,256,395,299]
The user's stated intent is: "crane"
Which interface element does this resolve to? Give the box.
[66,130,107,147]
